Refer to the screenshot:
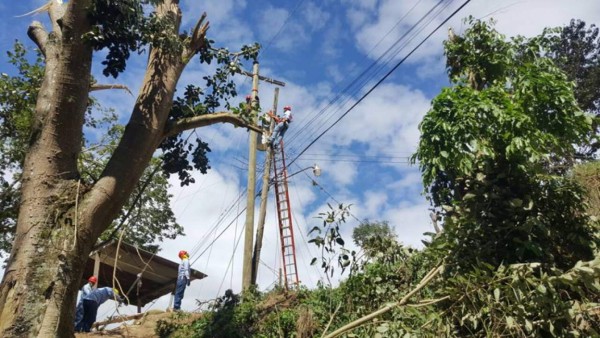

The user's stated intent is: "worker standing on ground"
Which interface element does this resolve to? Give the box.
[74,276,97,328]
[268,105,293,147]
[75,287,123,332]
[174,250,191,311]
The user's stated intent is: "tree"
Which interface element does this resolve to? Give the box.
[351,220,403,263]
[413,17,598,272]
[409,18,600,337]
[352,220,396,250]
[0,1,261,336]
[0,43,183,257]
[547,19,600,156]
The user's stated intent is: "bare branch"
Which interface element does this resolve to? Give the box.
[183,12,210,63]
[27,21,48,58]
[18,1,66,36]
[320,302,342,338]
[90,84,133,96]
[15,1,54,17]
[323,263,443,338]
[47,0,67,35]
[407,295,450,308]
[163,112,263,139]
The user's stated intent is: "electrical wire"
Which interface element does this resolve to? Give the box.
[286,0,472,167]
[283,0,450,149]
[177,0,471,291]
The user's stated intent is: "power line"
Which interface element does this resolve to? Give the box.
[284,0,448,149]
[182,0,466,288]
[287,0,472,167]
[259,0,307,58]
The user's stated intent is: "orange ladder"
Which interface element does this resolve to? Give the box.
[272,140,299,289]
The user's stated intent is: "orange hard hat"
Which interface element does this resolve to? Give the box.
[178,250,188,259]
[88,276,98,284]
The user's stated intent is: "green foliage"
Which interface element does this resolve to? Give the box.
[78,121,183,253]
[433,259,600,337]
[309,203,354,279]
[572,161,600,218]
[156,312,195,338]
[352,220,404,263]
[259,309,298,338]
[159,43,260,186]
[546,19,600,155]
[191,289,257,338]
[86,0,146,77]
[0,42,43,255]
[413,18,598,271]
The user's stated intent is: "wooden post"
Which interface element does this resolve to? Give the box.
[242,62,261,290]
[93,251,100,289]
[136,274,142,313]
[251,87,279,285]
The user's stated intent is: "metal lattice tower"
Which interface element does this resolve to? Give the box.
[272,140,300,289]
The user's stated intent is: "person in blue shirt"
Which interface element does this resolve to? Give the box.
[74,275,97,329]
[75,287,123,332]
[173,250,191,311]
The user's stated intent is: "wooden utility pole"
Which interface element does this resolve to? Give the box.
[251,87,279,285]
[242,62,261,290]
[241,63,285,290]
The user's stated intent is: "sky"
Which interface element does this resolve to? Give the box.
[1,0,600,320]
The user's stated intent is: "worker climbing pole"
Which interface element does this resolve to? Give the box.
[271,140,300,289]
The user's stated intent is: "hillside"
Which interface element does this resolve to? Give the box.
[75,310,203,338]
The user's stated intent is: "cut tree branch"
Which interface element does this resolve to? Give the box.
[183,12,209,63]
[27,21,48,57]
[323,263,443,338]
[16,0,53,17]
[47,0,66,36]
[90,84,133,96]
[320,302,342,338]
[163,112,263,139]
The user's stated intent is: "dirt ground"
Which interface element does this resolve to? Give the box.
[75,310,203,338]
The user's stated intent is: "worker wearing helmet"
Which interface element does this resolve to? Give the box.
[268,105,293,147]
[173,250,191,311]
[75,287,123,332]
[245,94,260,114]
[74,276,97,329]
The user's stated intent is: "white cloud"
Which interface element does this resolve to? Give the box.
[324,160,358,186]
[350,0,600,76]
[383,201,432,248]
[181,0,254,47]
[257,6,310,51]
[363,190,388,215]
[325,83,431,154]
[301,1,330,31]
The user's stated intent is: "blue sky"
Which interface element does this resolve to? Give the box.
[2,0,600,316]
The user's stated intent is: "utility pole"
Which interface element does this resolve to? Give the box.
[242,62,260,290]
[241,63,285,290]
[251,87,279,285]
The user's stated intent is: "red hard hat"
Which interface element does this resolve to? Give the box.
[246,95,252,101]
[283,105,291,111]
[178,250,188,259]
[88,276,98,284]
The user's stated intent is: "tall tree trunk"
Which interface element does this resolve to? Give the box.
[0,0,94,336]
[0,0,252,335]
[0,1,186,336]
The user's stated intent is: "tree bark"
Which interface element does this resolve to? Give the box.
[0,0,94,336]
[0,1,238,336]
